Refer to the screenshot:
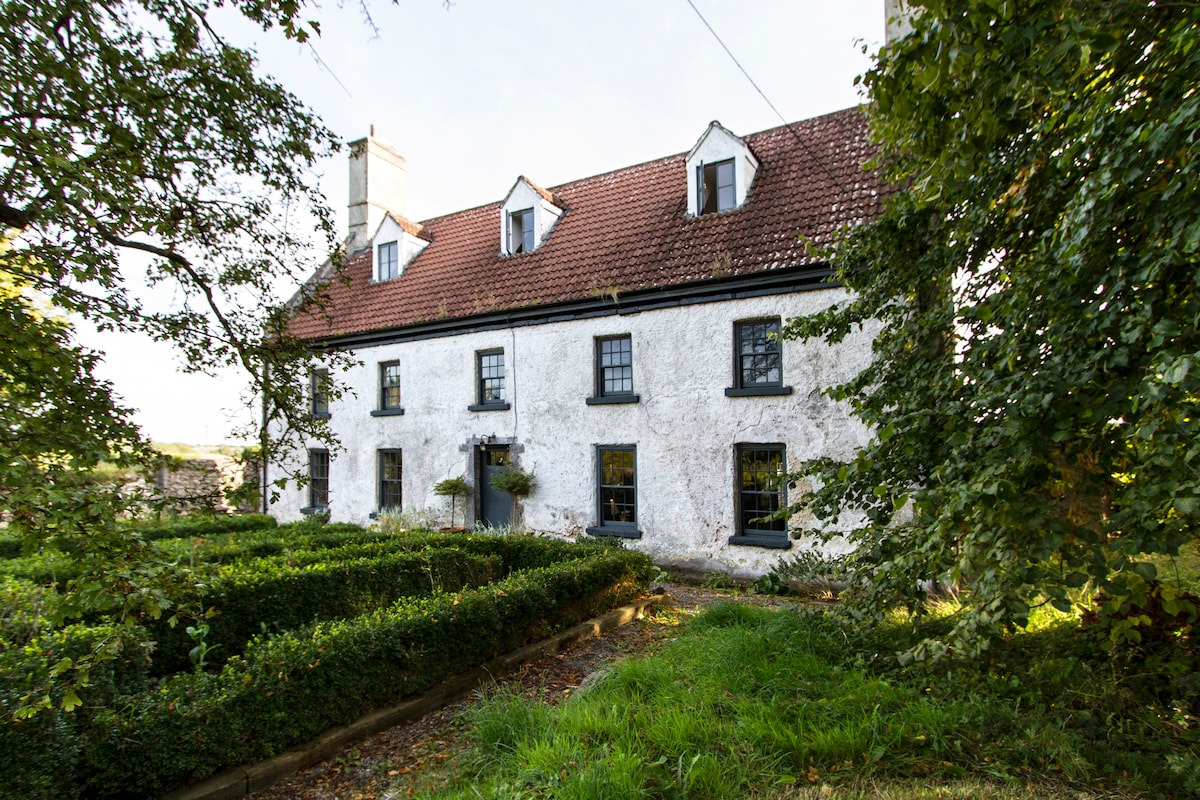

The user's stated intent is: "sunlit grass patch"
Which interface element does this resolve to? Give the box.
[416,600,1196,799]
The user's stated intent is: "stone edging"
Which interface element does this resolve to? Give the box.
[163,592,666,800]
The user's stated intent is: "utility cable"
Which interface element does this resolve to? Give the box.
[683,0,844,188]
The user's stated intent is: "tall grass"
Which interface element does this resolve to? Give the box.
[414,601,1198,799]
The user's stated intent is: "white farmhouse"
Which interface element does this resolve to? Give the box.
[276,107,889,578]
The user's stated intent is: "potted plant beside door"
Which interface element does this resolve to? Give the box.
[433,475,469,530]
[488,466,536,531]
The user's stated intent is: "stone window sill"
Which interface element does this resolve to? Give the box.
[728,534,792,550]
[724,386,793,398]
[585,394,640,406]
[586,525,642,540]
[468,402,511,412]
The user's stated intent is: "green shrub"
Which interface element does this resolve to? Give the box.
[0,624,153,800]
[154,520,394,565]
[146,533,640,674]
[78,548,652,798]
[122,513,277,542]
[0,534,22,560]
[488,467,536,497]
[147,547,505,673]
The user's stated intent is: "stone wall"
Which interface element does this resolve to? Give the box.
[145,456,257,514]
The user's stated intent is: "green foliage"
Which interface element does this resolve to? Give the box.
[0,514,280,582]
[488,467,537,498]
[376,506,439,532]
[783,0,1200,656]
[753,549,851,598]
[434,476,470,527]
[0,0,358,712]
[0,544,653,799]
[434,476,470,497]
[184,622,220,670]
[438,604,1197,799]
[122,512,277,542]
[146,546,506,673]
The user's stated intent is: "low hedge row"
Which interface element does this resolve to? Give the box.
[0,624,153,799]
[146,534,628,674]
[0,548,654,799]
[154,521,398,565]
[122,513,278,542]
[148,546,505,673]
[0,514,281,577]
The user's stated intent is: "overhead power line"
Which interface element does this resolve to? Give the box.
[682,0,843,188]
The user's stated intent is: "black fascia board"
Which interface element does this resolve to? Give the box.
[305,264,838,352]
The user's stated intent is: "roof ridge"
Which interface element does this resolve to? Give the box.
[411,106,868,228]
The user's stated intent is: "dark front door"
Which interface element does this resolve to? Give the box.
[478,446,511,528]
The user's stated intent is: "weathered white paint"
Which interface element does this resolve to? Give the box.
[347,132,407,252]
[685,121,760,217]
[272,289,874,579]
[884,0,915,42]
[498,177,564,256]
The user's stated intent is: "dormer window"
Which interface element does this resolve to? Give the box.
[508,208,534,254]
[685,121,759,217]
[377,241,399,280]
[370,213,429,282]
[499,177,563,256]
[698,159,736,215]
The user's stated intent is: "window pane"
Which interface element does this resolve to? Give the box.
[737,320,782,387]
[309,450,329,508]
[378,241,399,280]
[510,209,534,254]
[311,370,330,415]
[699,159,735,215]
[521,210,534,253]
[379,450,402,510]
[738,446,785,535]
[599,447,636,525]
[479,351,505,403]
[716,160,735,212]
[598,336,633,396]
[380,362,401,408]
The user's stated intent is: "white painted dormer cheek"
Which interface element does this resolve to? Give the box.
[370,215,428,282]
[685,121,760,217]
[499,178,563,256]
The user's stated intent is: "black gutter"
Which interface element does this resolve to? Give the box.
[307,264,839,351]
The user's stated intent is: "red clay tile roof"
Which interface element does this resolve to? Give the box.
[509,176,558,207]
[386,212,430,241]
[291,106,887,342]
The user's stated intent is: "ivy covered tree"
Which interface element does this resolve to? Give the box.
[0,0,355,705]
[786,0,1200,656]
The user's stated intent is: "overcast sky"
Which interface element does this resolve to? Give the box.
[86,0,885,445]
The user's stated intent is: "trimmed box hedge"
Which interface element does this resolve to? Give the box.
[148,547,505,673]
[0,543,654,800]
[123,513,278,542]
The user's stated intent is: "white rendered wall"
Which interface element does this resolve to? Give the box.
[272,288,873,578]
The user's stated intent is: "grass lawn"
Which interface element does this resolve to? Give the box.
[401,584,1198,799]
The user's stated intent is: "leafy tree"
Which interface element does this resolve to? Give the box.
[0,0,354,709]
[785,0,1199,656]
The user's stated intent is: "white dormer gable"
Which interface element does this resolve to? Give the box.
[371,212,429,282]
[685,121,760,217]
[499,177,563,256]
